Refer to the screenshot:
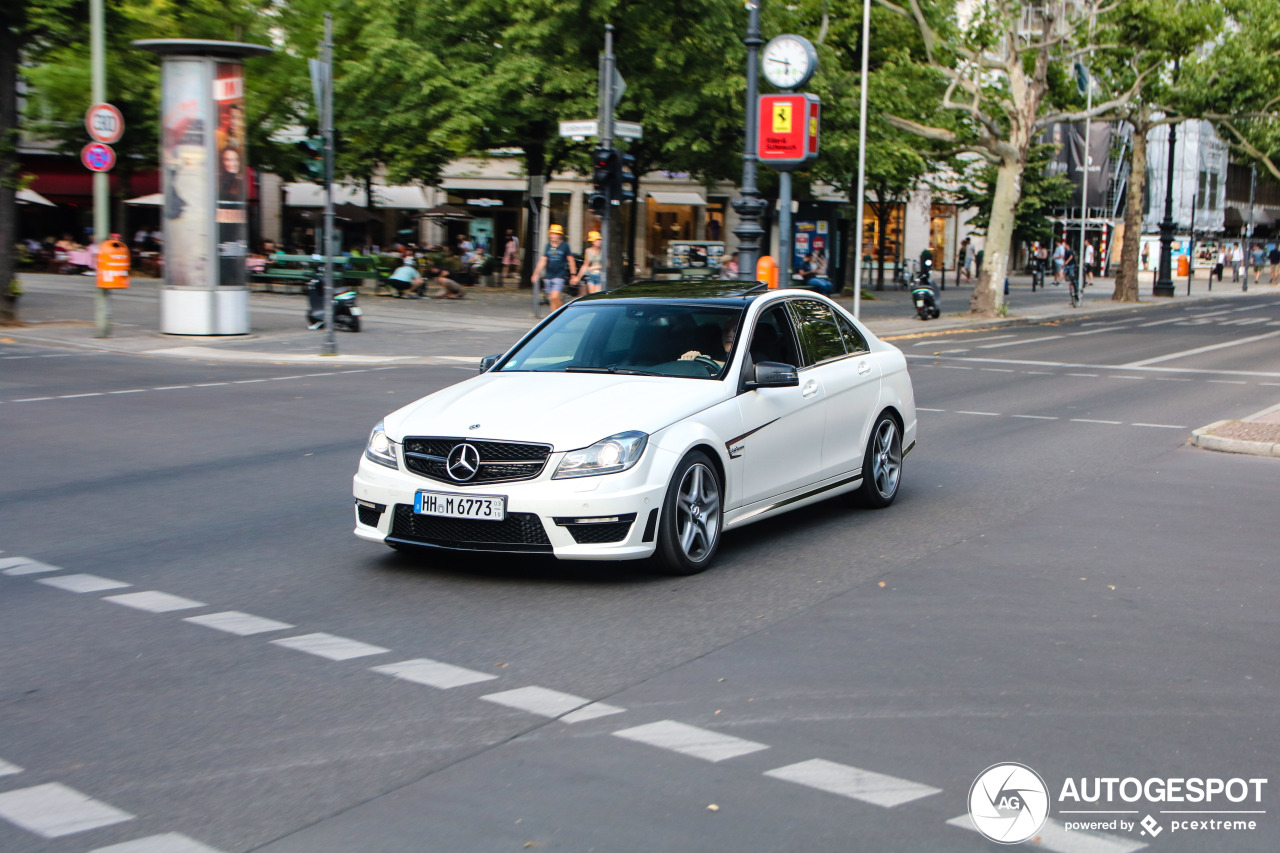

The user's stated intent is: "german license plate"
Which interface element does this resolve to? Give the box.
[349,306,363,316]
[414,491,506,521]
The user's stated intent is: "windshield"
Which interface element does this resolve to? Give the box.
[499,303,744,379]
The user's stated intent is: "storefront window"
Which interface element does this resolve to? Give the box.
[860,202,905,266]
[930,203,956,262]
[648,201,698,269]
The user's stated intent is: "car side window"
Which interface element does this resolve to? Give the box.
[834,311,869,354]
[747,304,801,367]
[788,300,845,366]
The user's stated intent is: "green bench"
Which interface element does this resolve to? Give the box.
[251,254,390,293]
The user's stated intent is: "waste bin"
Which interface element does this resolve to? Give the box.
[1177,255,1189,277]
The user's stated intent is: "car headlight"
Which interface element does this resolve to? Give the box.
[364,420,399,469]
[553,431,648,479]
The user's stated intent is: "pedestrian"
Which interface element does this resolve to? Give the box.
[386,256,426,298]
[1215,246,1227,282]
[797,251,834,294]
[531,224,577,311]
[1062,242,1077,295]
[1250,243,1266,282]
[964,239,976,281]
[573,230,603,294]
[1052,238,1066,285]
[1229,242,1243,281]
[957,237,971,282]
[501,229,519,284]
[1269,244,1280,284]
[1083,239,1096,288]
[426,263,465,299]
[1141,242,1150,271]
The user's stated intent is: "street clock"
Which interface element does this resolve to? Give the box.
[761,34,818,91]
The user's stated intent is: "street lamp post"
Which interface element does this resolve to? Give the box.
[1154,62,1179,298]
[732,1,767,282]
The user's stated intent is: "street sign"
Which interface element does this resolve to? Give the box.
[757,93,820,171]
[558,119,642,140]
[85,103,124,144]
[81,142,116,172]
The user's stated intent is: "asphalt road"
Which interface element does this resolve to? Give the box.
[1,294,1279,853]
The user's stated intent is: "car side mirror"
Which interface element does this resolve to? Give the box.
[746,361,799,390]
[479,354,502,373]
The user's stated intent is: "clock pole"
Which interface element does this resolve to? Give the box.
[733,2,767,283]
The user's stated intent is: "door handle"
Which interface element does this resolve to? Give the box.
[801,379,819,398]
[857,361,872,376]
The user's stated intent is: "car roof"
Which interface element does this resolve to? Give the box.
[573,280,771,307]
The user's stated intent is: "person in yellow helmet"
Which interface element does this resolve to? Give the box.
[573,229,603,294]
[532,223,577,310]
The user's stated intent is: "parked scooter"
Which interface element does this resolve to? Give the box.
[911,250,940,320]
[306,272,362,332]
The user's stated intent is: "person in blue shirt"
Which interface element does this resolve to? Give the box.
[532,224,577,310]
[387,257,426,297]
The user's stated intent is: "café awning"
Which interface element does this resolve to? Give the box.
[17,188,56,206]
[647,191,707,206]
[283,183,431,209]
[125,193,164,206]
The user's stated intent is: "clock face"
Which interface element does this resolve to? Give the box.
[762,35,814,90]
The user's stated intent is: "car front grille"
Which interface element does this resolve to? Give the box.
[402,437,552,485]
[390,505,552,552]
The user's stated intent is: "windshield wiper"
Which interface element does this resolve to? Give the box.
[564,365,663,377]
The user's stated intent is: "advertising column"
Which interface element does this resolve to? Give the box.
[136,39,270,335]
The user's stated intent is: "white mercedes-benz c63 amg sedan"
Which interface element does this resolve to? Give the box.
[353,281,916,574]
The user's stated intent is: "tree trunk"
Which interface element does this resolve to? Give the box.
[1114,119,1147,302]
[0,23,18,307]
[971,157,1024,316]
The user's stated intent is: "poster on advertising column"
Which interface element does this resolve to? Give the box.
[161,59,211,288]
[215,63,247,288]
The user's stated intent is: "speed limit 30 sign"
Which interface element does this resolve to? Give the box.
[85,103,124,144]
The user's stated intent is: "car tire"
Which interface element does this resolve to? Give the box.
[650,451,722,575]
[854,412,903,508]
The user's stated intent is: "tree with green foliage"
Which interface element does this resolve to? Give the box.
[953,141,1071,260]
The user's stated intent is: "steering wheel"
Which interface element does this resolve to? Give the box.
[693,355,722,375]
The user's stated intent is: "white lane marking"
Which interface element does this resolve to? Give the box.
[938,365,973,370]
[193,383,229,387]
[183,611,294,636]
[560,702,627,724]
[947,814,1147,852]
[107,389,145,395]
[36,574,131,593]
[1123,329,1280,367]
[1067,373,1099,378]
[481,686,594,718]
[979,368,1015,372]
[89,833,226,853]
[371,658,498,690]
[916,407,945,412]
[1207,379,1248,385]
[978,335,1066,348]
[1109,375,1144,380]
[1071,419,1123,425]
[1262,382,1280,387]
[955,411,1000,416]
[0,782,134,838]
[904,352,1280,379]
[1138,317,1187,328]
[233,379,269,384]
[270,632,389,661]
[152,386,191,391]
[764,759,941,808]
[613,720,769,763]
[913,334,1015,347]
[1026,370,1054,375]
[0,758,22,776]
[59,393,105,399]
[1012,414,1058,420]
[13,397,54,402]
[104,591,205,613]
[0,556,59,574]
[1155,377,1193,381]
[1131,423,1188,429]
[1068,327,1125,336]
[3,369,389,404]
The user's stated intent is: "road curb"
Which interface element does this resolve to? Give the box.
[1190,405,1280,458]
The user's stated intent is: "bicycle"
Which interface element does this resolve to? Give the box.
[894,259,916,290]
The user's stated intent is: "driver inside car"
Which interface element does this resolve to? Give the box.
[679,322,735,365]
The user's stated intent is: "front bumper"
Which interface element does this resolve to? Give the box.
[352,448,672,561]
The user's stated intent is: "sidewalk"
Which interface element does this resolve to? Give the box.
[1193,402,1280,458]
[3,268,1271,366]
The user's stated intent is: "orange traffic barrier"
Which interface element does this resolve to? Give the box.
[1176,254,1189,277]
[757,255,778,289]
[97,236,131,289]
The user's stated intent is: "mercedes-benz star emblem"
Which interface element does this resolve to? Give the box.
[446,443,481,481]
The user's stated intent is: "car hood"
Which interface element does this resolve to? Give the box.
[385,372,727,450]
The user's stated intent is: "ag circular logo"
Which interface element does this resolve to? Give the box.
[968,763,1050,844]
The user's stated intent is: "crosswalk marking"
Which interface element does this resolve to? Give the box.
[270,632,389,661]
[89,833,226,853]
[0,782,134,838]
[105,591,205,613]
[764,759,941,807]
[481,686,594,718]
[0,558,59,575]
[183,611,294,636]
[36,574,131,593]
[612,720,769,763]
[560,702,627,724]
[947,814,1147,853]
[371,658,498,689]
[0,758,22,776]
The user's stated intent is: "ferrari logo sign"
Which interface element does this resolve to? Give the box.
[758,94,821,171]
[772,102,793,134]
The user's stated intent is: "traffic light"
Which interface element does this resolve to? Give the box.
[299,136,324,182]
[618,153,637,203]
